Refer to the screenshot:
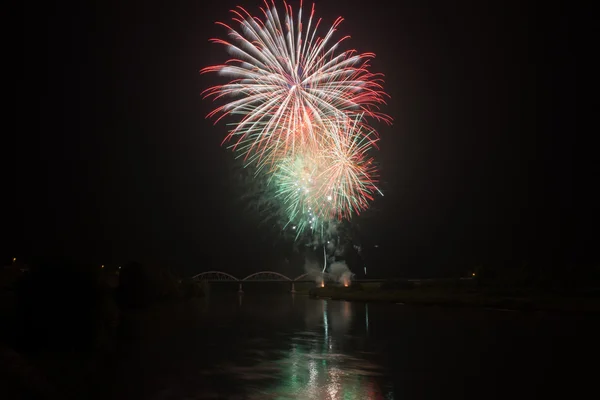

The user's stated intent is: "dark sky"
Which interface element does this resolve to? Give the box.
[10,0,584,277]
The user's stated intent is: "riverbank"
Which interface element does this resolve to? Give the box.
[309,287,600,313]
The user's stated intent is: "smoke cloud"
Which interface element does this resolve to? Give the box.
[303,258,354,286]
[303,258,323,284]
[328,261,353,286]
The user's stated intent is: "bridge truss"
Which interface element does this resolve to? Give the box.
[192,271,316,282]
[192,270,318,294]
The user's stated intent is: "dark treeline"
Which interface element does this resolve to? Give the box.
[473,261,600,295]
[0,259,204,398]
[2,259,204,351]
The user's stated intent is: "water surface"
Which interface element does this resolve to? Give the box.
[103,293,596,399]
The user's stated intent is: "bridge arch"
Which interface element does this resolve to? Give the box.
[192,271,239,281]
[242,271,292,281]
[294,273,310,281]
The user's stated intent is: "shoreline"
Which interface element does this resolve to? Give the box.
[308,287,600,314]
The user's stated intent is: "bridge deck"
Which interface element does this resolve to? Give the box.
[193,271,476,284]
[197,279,389,283]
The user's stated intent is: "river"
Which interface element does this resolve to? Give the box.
[81,293,596,400]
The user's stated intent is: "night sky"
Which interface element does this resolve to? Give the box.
[10,0,584,277]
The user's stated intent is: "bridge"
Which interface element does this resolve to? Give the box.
[192,271,475,294]
[191,271,317,294]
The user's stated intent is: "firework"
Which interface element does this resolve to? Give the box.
[202,1,390,249]
[269,116,381,237]
[201,0,390,168]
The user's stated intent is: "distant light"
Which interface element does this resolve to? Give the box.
[472,272,476,277]
[101,265,104,269]
[344,283,348,287]
[12,257,16,262]
[374,245,379,248]
[320,281,325,288]
[118,266,122,269]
